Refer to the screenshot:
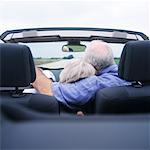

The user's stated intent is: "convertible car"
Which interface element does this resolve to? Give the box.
[0,27,150,149]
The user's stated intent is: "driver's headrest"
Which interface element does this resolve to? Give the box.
[118,40,150,82]
[0,43,36,87]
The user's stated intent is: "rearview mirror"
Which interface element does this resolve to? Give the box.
[62,44,86,52]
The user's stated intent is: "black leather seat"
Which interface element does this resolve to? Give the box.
[95,41,150,114]
[0,43,59,120]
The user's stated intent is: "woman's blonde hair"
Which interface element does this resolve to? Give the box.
[59,59,96,83]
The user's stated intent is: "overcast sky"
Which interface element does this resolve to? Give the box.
[0,0,150,37]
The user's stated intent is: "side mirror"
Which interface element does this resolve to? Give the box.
[62,44,86,52]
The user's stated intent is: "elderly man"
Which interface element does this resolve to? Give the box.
[33,40,127,108]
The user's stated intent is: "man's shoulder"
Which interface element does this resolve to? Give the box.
[97,64,118,75]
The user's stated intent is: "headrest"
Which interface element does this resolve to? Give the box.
[0,43,36,87]
[119,41,150,82]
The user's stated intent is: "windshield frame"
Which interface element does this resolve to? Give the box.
[0,27,149,43]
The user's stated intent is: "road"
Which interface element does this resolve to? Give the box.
[38,59,77,69]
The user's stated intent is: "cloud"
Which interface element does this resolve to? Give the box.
[0,0,149,37]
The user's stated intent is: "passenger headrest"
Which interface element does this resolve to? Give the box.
[119,41,150,82]
[0,43,36,87]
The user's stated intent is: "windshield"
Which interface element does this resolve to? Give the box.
[21,41,124,69]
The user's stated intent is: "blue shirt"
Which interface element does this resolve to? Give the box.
[52,65,128,108]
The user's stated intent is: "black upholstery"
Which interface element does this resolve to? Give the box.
[0,43,36,87]
[96,85,150,113]
[1,92,59,120]
[119,40,150,82]
[0,43,59,119]
[96,41,150,114]
[1,94,59,120]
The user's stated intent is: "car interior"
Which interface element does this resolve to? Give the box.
[0,28,150,149]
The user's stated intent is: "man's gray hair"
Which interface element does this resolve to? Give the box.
[83,40,115,71]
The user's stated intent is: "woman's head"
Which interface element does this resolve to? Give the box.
[59,59,96,83]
